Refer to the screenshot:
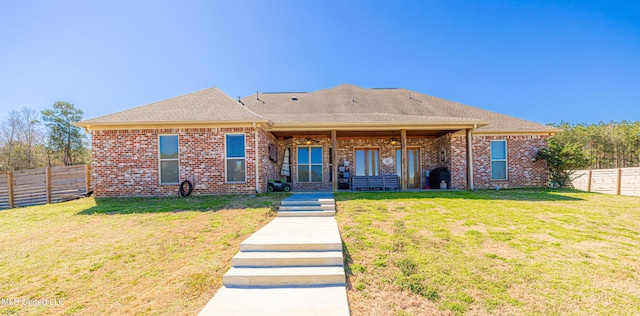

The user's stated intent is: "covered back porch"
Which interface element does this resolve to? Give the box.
[266,124,479,192]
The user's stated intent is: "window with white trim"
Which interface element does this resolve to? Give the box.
[491,140,507,180]
[225,134,246,182]
[297,146,322,182]
[159,135,179,184]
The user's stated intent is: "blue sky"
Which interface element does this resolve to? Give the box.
[1,0,638,125]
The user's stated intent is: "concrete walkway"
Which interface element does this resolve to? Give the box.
[198,193,350,316]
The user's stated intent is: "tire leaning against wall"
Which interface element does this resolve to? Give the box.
[179,180,193,197]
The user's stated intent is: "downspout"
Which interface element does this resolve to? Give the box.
[253,122,260,193]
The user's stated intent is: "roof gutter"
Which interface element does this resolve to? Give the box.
[73,119,273,131]
[267,121,489,132]
[472,129,561,135]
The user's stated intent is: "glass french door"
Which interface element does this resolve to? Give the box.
[396,148,421,188]
[355,148,379,176]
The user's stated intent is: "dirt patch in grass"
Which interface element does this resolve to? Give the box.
[480,239,526,261]
[347,283,444,316]
[0,193,287,315]
[448,220,488,236]
[336,189,640,315]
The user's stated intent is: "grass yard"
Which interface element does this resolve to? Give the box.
[0,193,288,315]
[336,189,640,316]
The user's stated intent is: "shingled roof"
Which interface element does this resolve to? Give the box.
[75,87,266,128]
[241,84,555,133]
[77,84,555,133]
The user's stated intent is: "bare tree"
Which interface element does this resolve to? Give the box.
[0,110,20,171]
[0,107,47,171]
[18,107,42,169]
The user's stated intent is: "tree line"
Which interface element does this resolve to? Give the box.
[550,121,640,169]
[535,121,640,187]
[0,102,89,172]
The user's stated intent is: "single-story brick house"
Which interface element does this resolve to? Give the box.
[75,84,557,197]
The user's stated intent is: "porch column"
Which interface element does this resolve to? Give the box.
[466,128,474,190]
[331,130,338,192]
[401,129,408,191]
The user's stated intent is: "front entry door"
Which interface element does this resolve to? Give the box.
[396,148,421,188]
[355,148,379,176]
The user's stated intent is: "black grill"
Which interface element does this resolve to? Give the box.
[429,167,451,189]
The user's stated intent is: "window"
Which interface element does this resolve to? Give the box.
[226,134,246,182]
[159,135,179,184]
[491,140,507,180]
[396,148,421,188]
[355,148,379,176]
[298,146,322,182]
[396,150,402,177]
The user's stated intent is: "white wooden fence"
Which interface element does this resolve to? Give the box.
[0,165,91,209]
[570,167,640,197]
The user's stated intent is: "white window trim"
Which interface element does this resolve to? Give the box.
[297,145,323,183]
[225,133,247,183]
[158,134,179,185]
[490,140,508,180]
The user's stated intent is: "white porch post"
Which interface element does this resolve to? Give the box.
[466,128,474,190]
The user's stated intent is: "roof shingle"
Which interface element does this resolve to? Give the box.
[77,84,556,133]
[76,87,265,127]
[241,84,554,133]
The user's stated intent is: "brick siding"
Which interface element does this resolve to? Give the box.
[92,128,549,196]
[91,128,258,197]
[450,134,549,189]
[257,128,281,192]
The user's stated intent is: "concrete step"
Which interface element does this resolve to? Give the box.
[240,240,342,252]
[280,199,335,206]
[223,266,346,287]
[240,217,343,252]
[277,210,336,217]
[232,251,344,267]
[279,205,335,211]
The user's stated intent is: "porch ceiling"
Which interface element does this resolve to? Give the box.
[272,129,458,139]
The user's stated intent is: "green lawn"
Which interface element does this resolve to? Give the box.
[2,190,639,315]
[0,194,287,316]
[335,189,640,316]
